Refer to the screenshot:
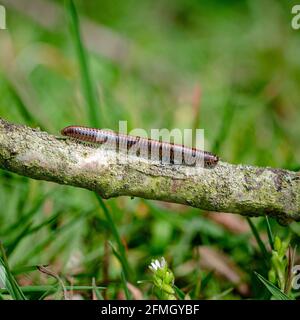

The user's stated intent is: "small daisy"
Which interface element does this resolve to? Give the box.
[149,257,167,272]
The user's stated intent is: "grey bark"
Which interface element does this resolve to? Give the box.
[0,118,299,225]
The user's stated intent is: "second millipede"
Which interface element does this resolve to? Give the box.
[61,126,219,168]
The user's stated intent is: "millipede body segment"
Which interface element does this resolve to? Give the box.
[61,125,219,168]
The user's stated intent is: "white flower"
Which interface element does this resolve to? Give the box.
[149,257,167,272]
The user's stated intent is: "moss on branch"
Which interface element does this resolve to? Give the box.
[0,118,299,225]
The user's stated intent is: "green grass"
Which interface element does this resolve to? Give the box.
[0,243,26,300]
[0,0,300,300]
[67,0,101,128]
[254,272,292,300]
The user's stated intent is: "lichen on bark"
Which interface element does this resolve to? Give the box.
[0,118,299,225]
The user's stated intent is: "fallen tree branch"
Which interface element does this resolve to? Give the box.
[0,118,299,225]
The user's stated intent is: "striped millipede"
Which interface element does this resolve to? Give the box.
[61,126,219,168]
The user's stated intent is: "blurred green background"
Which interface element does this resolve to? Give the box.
[0,0,299,299]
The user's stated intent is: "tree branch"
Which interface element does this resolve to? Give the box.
[0,118,299,225]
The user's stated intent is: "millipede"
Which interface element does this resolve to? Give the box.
[61,125,219,168]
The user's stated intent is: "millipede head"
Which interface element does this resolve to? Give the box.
[61,126,72,136]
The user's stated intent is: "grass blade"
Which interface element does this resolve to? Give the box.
[5,210,62,257]
[92,278,104,300]
[0,243,27,300]
[212,100,235,154]
[254,272,292,300]
[247,217,269,261]
[174,285,185,300]
[265,216,274,250]
[1,191,52,236]
[96,194,131,279]
[16,211,90,267]
[66,0,100,127]
[210,287,233,300]
[0,285,105,294]
[121,270,131,300]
